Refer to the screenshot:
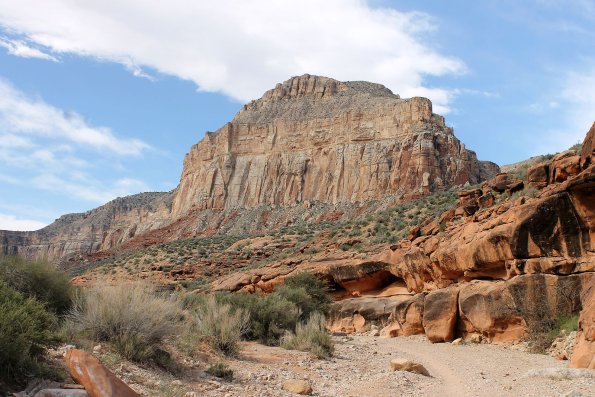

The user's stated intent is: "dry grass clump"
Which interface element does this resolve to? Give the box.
[193,296,249,356]
[281,312,334,358]
[65,282,181,363]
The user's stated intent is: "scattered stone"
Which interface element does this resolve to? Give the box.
[548,331,577,360]
[561,391,583,397]
[452,338,463,346]
[468,334,482,344]
[92,345,102,354]
[524,368,595,380]
[389,358,430,376]
[282,379,313,395]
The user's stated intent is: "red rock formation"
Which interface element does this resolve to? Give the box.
[580,122,595,168]
[527,163,549,189]
[570,283,595,368]
[213,123,595,366]
[422,286,459,342]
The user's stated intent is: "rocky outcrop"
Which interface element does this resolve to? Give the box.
[580,122,595,168]
[172,75,497,216]
[213,123,595,365]
[570,282,595,368]
[0,192,174,262]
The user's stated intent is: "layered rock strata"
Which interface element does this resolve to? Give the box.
[172,74,497,215]
[2,75,496,262]
[0,192,174,261]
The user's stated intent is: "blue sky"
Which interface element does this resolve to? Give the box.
[0,0,593,230]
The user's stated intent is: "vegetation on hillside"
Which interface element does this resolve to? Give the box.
[87,189,460,288]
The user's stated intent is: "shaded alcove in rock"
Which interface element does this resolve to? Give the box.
[325,267,410,300]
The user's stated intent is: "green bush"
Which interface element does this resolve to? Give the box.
[0,256,74,314]
[281,312,334,358]
[0,280,60,385]
[195,296,249,356]
[276,272,332,320]
[221,292,300,345]
[219,272,332,346]
[64,283,181,363]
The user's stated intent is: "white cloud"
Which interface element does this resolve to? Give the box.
[0,0,465,113]
[530,67,595,155]
[0,37,57,61]
[0,213,47,231]
[30,174,150,203]
[0,80,153,226]
[0,80,150,156]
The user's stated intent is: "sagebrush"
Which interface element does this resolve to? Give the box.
[281,312,334,358]
[0,256,74,314]
[65,283,181,362]
[194,296,249,356]
[0,280,60,386]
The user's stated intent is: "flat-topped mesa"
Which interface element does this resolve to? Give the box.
[172,75,498,217]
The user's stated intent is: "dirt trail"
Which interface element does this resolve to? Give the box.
[387,339,467,397]
[117,334,595,397]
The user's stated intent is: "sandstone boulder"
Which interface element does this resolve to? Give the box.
[64,349,139,397]
[458,273,592,343]
[580,122,595,168]
[527,163,549,189]
[484,173,524,194]
[282,380,312,395]
[389,358,430,376]
[422,286,459,342]
[550,152,582,183]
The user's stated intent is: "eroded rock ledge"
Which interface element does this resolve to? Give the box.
[212,123,595,368]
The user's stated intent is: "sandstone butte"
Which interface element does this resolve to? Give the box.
[0,74,497,261]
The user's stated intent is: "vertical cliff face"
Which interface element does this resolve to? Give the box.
[172,75,497,217]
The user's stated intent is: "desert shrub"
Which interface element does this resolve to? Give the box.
[531,314,580,354]
[65,283,181,363]
[219,273,332,346]
[281,312,334,358]
[206,362,233,381]
[0,256,74,314]
[277,272,332,320]
[220,292,300,345]
[0,280,60,386]
[195,296,249,356]
[555,314,579,333]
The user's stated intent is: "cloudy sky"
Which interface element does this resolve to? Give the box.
[0,0,593,230]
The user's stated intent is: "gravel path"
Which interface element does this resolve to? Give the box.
[116,334,594,396]
[181,335,594,397]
